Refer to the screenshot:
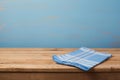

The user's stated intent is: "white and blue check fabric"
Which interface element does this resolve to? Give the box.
[52,47,112,71]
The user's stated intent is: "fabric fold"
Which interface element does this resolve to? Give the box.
[52,47,112,71]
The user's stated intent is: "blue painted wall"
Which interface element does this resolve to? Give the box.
[0,0,120,48]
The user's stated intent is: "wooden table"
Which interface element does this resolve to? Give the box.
[0,48,120,80]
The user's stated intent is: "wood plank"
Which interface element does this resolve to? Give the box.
[0,48,119,73]
[0,72,119,80]
[0,62,119,72]
[0,55,116,60]
[0,48,120,51]
[0,50,119,54]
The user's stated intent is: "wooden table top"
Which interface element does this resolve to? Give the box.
[0,48,119,72]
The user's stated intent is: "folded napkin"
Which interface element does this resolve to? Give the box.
[52,47,112,71]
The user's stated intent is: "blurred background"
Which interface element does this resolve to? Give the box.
[0,0,120,48]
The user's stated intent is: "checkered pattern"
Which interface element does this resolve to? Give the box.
[52,47,112,71]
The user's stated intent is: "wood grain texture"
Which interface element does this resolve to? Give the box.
[0,72,120,80]
[0,48,119,72]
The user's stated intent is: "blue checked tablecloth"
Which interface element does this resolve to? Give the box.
[52,47,112,71]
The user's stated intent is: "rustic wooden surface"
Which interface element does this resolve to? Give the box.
[0,48,119,72]
[0,72,120,80]
[0,48,120,80]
